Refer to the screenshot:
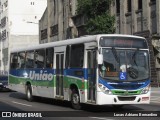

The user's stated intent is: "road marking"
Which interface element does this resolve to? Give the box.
[151,96,160,100]
[150,95,160,103]
[151,90,160,93]
[12,101,32,107]
[151,96,159,98]
[151,98,160,100]
[89,117,114,120]
[151,100,160,104]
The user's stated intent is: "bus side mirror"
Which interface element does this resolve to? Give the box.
[98,54,103,64]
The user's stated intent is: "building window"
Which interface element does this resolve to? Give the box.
[50,24,58,37]
[31,2,34,5]
[1,5,3,12]
[0,32,1,41]
[116,0,120,14]
[138,0,142,10]
[69,0,72,13]
[40,29,47,40]
[54,0,56,16]
[1,29,6,40]
[150,0,156,5]
[4,0,8,8]
[62,0,65,18]
[127,0,131,12]
[1,17,6,28]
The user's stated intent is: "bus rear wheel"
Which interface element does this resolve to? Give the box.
[26,85,33,102]
[71,89,81,110]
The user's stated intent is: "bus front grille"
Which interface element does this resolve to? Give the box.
[113,90,140,95]
[118,96,136,101]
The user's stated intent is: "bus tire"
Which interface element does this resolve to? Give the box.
[26,85,33,102]
[71,89,81,110]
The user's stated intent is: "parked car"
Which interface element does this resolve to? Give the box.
[0,75,9,91]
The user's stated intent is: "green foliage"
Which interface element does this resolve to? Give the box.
[77,0,115,34]
[86,13,115,34]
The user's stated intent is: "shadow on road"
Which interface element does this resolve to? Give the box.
[8,92,143,113]
[0,101,22,111]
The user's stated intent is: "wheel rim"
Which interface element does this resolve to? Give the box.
[72,94,79,104]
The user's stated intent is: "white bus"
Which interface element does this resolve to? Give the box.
[9,34,151,109]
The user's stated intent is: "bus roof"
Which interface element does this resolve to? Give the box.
[11,34,145,53]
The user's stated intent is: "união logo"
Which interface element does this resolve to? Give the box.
[29,70,53,81]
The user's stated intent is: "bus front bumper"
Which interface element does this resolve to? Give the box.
[96,91,150,105]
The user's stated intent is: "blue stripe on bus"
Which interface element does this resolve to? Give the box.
[64,68,88,80]
[10,68,88,80]
[10,69,55,78]
[99,78,150,90]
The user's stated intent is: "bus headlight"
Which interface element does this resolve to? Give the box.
[141,85,150,94]
[98,83,112,95]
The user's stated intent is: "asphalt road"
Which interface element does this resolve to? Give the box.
[0,89,160,120]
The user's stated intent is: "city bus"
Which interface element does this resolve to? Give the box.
[9,34,151,109]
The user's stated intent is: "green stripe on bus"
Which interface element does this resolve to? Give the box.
[111,89,142,95]
[9,75,88,89]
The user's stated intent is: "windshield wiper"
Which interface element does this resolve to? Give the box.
[111,47,120,63]
[131,48,139,66]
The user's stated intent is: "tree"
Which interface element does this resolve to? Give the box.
[77,0,115,34]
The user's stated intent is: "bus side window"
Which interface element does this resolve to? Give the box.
[35,49,45,68]
[10,53,18,69]
[70,44,84,68]
[18,52,26,69]
[26,51,34,68]
[46,48,54,68]
[65,45,71,68]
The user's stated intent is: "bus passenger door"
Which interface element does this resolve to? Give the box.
[55,53,64,97]
[87,50,96,102]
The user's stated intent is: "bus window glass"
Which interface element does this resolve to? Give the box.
[35,49,45,68]
[46,48,54,68]
[10,53,18,69]
[70,44,84,68]
[18,52,26,69]
[65,45,71,68]
[99,49,149,81]
[26,51,34,68]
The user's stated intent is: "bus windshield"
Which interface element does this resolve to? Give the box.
[99,48,149,81]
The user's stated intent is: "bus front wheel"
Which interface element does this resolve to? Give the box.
[26,85,33,102]
[71,89,81,110]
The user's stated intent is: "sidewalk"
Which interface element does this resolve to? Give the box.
[151,87,160,93]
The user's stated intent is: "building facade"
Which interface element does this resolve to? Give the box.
[0,0,47,74]
[39,0,79,44]
[39,0,160,86]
